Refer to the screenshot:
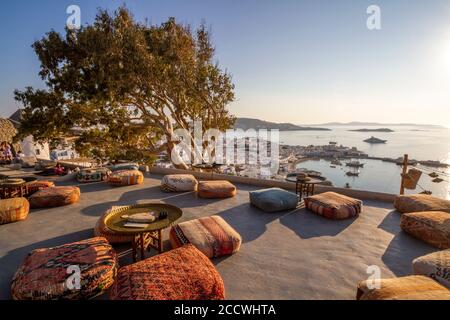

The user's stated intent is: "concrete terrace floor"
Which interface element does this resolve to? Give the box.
[0,173,438,300]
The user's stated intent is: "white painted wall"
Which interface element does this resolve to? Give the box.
[20,135,50,160]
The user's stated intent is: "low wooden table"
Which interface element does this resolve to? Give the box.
[285,176,322,201]
[105,203,183,262]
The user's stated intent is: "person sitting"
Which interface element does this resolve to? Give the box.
[54,164,66,176]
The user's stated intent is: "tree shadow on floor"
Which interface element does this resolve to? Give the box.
[378,211,437,277]
[279,207,357,239]
[80,186,203,217]
[214,203,295,244]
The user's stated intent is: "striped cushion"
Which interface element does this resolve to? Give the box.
[170,216,241,258]
[11,237,118,300]
[304,192,362,220]
[108,170,144,186]
[161,174,198,192]
[110,244,225,300]
[401,211,450,249]
[357,275,450,300]
[94,207,134,244]
[413,250,450,290]
[24,180,55,196]
[0,198,30,225]
[197,180,236,199]
[28,186,80,208]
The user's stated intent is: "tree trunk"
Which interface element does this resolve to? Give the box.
[166,140,189,170]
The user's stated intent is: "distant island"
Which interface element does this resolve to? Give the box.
[234,118,331,131]
[349,128,394,132]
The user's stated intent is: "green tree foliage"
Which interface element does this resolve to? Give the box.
[15,7,235,168]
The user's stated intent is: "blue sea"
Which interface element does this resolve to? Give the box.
[279,126,450,199]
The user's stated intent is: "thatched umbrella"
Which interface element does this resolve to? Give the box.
[0,118,20,152]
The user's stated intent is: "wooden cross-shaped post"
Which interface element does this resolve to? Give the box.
[400,154,409,195]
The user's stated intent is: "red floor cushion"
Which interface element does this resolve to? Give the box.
[400,211,450,249]
[24,180,55,196]
[357,275,450,300]
[395,194,450,214]
[28,186,80,208]
[413,250,450,290]
[108,170,144,187]
[161,174,198,192]
[110,244,225,300]
[304,192,362,220]
[94,206,134,244]
[170,216,241,258]
[0,197,30,225]
[11,237,118,300]
[197,180,236,199]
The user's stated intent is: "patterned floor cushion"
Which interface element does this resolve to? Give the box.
[394,194,450,214]
[356,275,450,300]
[197,180,236,199]
[28,186,81,208]
[94,206,134,244]
[170,216,241,258]
[11,237,118,300]
[110,244,225,300]
[24,180,55,196]
[304,192,362,220]
[413,250,450,290]
[249,188,299,212]
[0,198,30,225]
[108,170,144,187]
[77,168,111,183]
[161,174,198,192]
[400,211,450,249]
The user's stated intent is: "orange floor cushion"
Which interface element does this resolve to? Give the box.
[28,186,80,208]
[400,211,450,249]
[197,180,236,199]
[170,216,241,258]
[11,237,118,300]
[357,275,450,300]
[110,244,225,300]
[0,197,30,225]
[94,206,134,244]
[394,194,450,214]
[108,170,144,187]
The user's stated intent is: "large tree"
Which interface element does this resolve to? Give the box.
[15,7,235,168]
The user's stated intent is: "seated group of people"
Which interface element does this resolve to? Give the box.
[0,141,14,164]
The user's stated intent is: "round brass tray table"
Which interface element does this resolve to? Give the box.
[105,203,182,262]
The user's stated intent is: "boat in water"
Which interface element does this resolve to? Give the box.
[331,158,342,165]
[346,170,360,177]
[364,136,387,144]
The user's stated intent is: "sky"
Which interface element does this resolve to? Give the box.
[1,0,450,127]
